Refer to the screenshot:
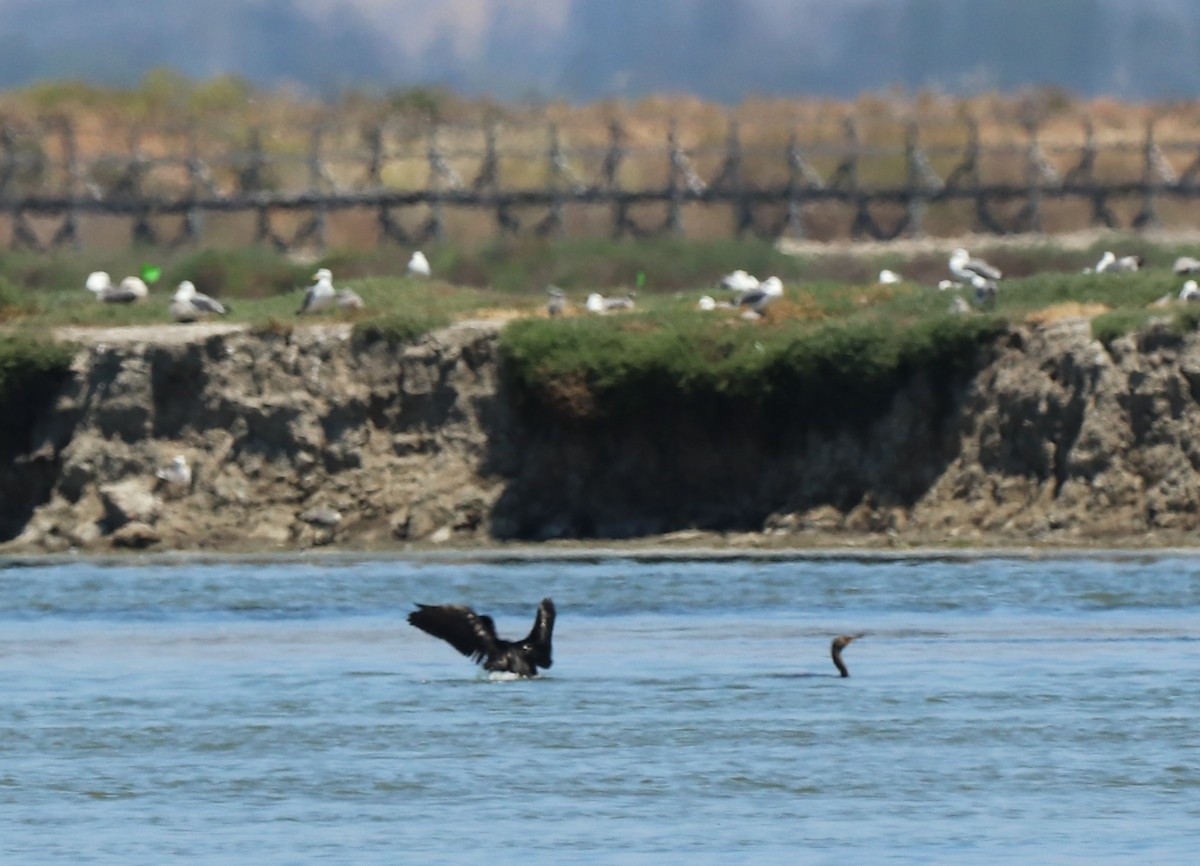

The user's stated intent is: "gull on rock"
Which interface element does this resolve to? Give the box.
[86,271,148,304]
[170,280,228,322]
[949,248,1002,283]
[297,268,336,314]
[407,251,431,277]
[155,454,192,488]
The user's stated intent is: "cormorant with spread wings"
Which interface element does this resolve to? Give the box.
[407,598,556,678]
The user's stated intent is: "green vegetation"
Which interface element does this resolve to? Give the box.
[3,235,1200,439]
[500,309,1006,431]
[352,310,453,347]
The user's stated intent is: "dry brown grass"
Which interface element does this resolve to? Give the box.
[1024,302,1112,326]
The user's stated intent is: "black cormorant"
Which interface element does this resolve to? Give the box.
[408,598,556,678]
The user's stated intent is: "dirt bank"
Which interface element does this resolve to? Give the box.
[3,313,1200,553]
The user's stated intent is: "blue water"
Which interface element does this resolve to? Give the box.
[1,552,1198,865]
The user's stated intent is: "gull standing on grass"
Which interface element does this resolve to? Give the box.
[546,286,567,317]
[408,251,431,277]
[603,292,636,311]
[1094,251,1143,273]
[1180,280,1200,302]
[297,268,336,314]
[719,269,760,293]
[86,271,149,304]
[1172,256,1200,275]
[170,280,229,322]
[737,275,784,314]
[948,248,1002,283]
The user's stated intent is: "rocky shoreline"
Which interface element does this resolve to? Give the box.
[4,312,1200,554]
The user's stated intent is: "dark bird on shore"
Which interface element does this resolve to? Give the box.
[407,598,556,678]
[830,633,865,677]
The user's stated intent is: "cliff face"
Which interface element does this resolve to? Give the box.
[5,315,1200,553]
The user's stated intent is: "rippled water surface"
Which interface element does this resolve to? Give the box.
[2,552,1198,864]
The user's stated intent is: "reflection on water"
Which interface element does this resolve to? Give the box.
[1,553,1198,865]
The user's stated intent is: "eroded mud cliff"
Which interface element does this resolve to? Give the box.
[4,315,1200,553]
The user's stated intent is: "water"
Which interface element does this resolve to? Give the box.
[1,551,1198,865]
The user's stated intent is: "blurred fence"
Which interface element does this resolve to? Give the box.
[1,112,1198,251]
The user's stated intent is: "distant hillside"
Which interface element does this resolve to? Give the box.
[1,0,1198,101]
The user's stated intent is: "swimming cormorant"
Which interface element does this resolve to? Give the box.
[407,598,556,678]
[831,633,865,678]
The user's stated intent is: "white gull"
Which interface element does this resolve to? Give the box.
[297,268,336,314]
[155,454,192,488]
[408,251,431,277]
[86,271,149,304]
[737,276,783,313]
[949,248,1002,283]
[170,280,228,322]
[719,269,759,293]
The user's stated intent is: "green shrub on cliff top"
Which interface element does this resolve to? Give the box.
[0,333,75,394]
[351,309,452,346]
[500,310,1005,430]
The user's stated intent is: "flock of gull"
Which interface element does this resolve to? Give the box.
[84,251,433,322]
[86,242,1200,330]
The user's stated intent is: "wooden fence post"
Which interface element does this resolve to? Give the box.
[903,120,942,238]
[602,120,631,239]
[1134,118,1175,229]
[537,123,567,237]
[52,118,81,249]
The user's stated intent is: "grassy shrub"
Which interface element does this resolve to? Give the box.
[1173,304,1200,335]
[995,270,1176,314]
[0,276,32,321]
[351,310,452,347]
[501,310,1006,432]
[1091,308,1157,345]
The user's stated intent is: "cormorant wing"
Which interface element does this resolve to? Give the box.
[519,598,556,669]
[408,604,499,665]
